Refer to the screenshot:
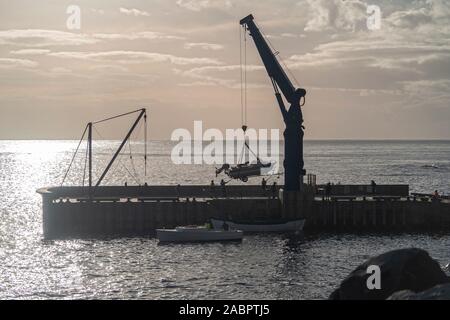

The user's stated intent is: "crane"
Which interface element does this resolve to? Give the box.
[239,14,307,192]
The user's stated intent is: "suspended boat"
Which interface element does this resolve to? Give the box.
[156,226,243,243]
[215,127,274,182]
[210,218,304,233]
[216,160,272,182]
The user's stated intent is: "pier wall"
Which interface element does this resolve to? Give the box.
[37,185,450,239]
[42,197,285,239]
[43,198,211,238]
[316,184,408,197]
[305,198,450,231]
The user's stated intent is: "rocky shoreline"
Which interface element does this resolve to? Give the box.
[330,248,450,300]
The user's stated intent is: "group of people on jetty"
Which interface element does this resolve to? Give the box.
[122,178,444,202]
[321,180,377,200]
[209,178,279,198]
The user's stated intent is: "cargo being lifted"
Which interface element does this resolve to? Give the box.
[215,136,273,182]
[215,160,272,182]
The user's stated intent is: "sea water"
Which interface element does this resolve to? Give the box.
[0,140,449,299]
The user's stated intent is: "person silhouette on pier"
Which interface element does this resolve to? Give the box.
[220,179,227,197]
[222,221,229,231]
[433,190,440,201]
[261,178,267,191]
[371,180,377,194]
[209,180,216,198]
[271,182,277,199]
[325,182,332,200]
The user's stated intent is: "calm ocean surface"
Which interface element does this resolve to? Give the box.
[0,140,449,299]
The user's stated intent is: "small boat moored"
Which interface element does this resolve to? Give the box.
[210,218,305,233]
[156,226,243,243]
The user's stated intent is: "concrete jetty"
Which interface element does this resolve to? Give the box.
[37,184,450,239]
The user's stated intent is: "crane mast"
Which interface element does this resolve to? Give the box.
[240,14,306,192]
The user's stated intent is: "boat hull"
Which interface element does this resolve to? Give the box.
[211,218,305,232]
[156,228,243,243]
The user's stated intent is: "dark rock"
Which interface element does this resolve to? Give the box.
[329,248,449,300]
[388,283,450,300]
[444,263,450,272]
[386,290,416,300]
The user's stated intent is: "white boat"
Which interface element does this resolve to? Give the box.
[156,226,243,243]
[210,218,305,232]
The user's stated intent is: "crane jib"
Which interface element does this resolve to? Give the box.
[240,14,299,104]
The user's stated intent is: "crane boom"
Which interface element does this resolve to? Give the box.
[240,14,306,192]
[240,14,297,104]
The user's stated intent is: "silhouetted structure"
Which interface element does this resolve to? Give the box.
[240,14,306,191]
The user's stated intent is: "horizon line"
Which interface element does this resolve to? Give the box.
[1,138,450,142]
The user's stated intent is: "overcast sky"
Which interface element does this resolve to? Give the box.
[0,0,449,140]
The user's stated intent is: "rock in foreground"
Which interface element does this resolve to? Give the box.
[388,283,450,300]
[330,248,449,300]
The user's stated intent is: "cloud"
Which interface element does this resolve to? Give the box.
[91,8,105,15]
[176,0,232,11]
[47,50,223,65]
[93,32,184,41]
[184,65,264,73]
[177,64,265,88]
[0,29,99,47]
[386,0,450,29]
[285,39,450,70]
[178,81,218,87]
[0,29,184,48]
[276,0,450,100]
[88,64,129,72]
[286,51,368,69]
[391,78,450,110]
[429,0,450,18]
[0,58,38,69]
[386,7,432,29]
[119,7,150,17]
[303,0,367,32]
[1,0,449,140]
[184,42,224,50]
[10,49,51,55]
[368,53,450,71]
[266,33,307,39]
[280,33,306,38]
[50,67,72,74]
[286,0,450,73]
[401,79,450,98]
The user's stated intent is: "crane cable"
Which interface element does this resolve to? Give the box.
[239,25,266,166]
[257,22,306,107]
[144,112,147,178]
[61,124,88,186]
[257,23,301,89]
[127,119,143,185]
[82,137,88,186]
[239,25,249,165]
[93,125,141,185]
[240,25,248,130]
[244,26,247,129]
[237,24,287,173]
